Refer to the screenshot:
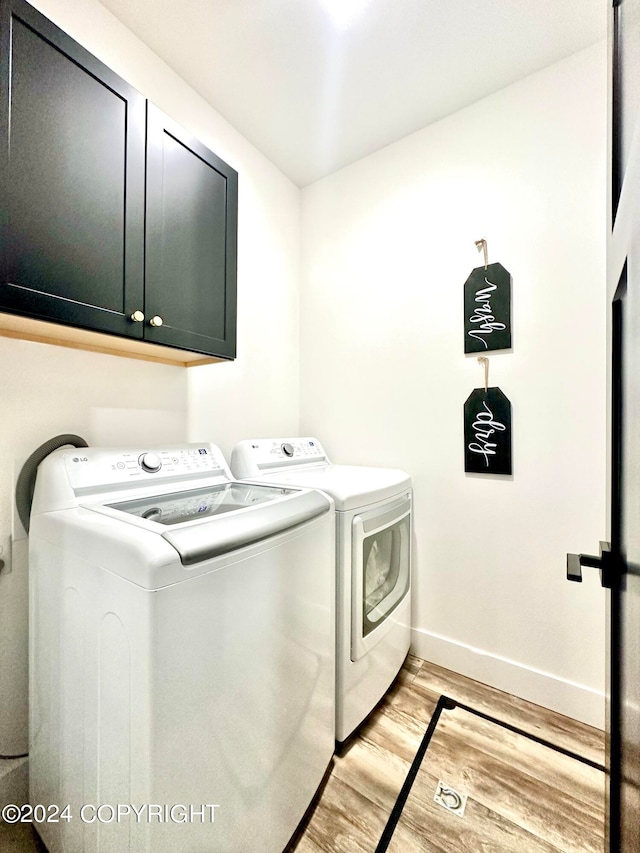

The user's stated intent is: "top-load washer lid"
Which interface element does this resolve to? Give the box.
[231,438,411,511]
[101,481,327,566]
[29,443,333,584]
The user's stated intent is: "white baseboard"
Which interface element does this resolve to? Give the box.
[410,627,605,730]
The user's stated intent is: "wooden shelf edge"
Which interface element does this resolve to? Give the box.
[0,313,224,368]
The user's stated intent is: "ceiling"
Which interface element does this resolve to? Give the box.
[99,0,606,187]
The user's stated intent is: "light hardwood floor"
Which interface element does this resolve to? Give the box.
[290,655,605,853]
[1,656,606,852]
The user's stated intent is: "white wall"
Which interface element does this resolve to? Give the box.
[0,0,301,786]
[300,43,608,727]
[186,166,301,457]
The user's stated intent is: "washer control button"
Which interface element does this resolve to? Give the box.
[281,442,294,457]
[139,452,162,473]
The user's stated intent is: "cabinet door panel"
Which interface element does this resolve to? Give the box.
[0,0,145,337]
[145,104,237,358]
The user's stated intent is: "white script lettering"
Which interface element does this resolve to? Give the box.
[468,401,506,466]
[467,278,506,349]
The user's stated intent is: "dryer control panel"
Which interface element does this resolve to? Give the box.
[231,437,329,478]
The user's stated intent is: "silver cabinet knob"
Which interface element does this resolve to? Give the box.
[149,315,164,327]
[130,310,145,322]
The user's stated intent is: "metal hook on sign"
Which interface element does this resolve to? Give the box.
[477,356,489,391]
[474,238,488,270]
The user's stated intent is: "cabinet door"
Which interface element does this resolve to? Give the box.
[145,104,238,359]
[0,0,145,337]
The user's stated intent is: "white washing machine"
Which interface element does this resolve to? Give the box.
[231,437,411,742]
[28,442,335,853]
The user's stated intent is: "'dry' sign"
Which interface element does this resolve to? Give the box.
[464,387,512,475]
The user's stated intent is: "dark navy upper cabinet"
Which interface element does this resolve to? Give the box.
[145,104,237,359]
[0,0,237,361]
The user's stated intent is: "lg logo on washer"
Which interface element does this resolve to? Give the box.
[72,456,88,463]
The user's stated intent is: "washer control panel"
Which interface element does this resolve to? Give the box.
[64,443,229,491]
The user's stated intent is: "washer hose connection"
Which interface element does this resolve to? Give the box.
[15,434,88,533]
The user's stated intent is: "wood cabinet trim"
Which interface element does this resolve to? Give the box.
[0,312,224,367]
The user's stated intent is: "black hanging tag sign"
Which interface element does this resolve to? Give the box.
[464,262,512,353]
[464,387,512,475]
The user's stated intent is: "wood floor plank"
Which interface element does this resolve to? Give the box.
[411,661,605,766]
[357,699,434,765]
[298,775,390,853]
[384,677,441,727]
[383,818,447,853]
[291,834,326,853]
[331,737,411,815]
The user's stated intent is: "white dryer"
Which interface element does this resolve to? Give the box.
[231,437,411,742]
[29,442,335,853]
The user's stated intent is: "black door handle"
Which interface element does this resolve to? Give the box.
[566,541,612,588]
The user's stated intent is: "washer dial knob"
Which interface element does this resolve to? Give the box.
[139,452,162,473]
[281,443,294,457]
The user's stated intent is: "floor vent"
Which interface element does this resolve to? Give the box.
[434,780,467,818]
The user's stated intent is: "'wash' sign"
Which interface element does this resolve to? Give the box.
[463,262,512,354]
[464,387,512,475]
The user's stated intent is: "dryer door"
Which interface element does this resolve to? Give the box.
[351,493,411,661]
